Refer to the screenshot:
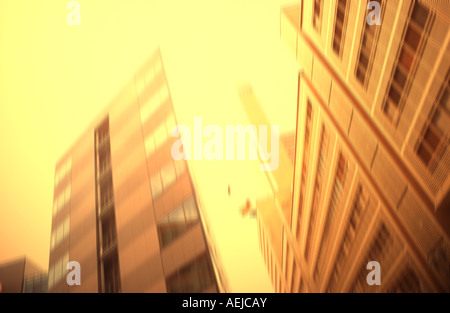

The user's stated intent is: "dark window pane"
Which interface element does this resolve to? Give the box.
[424,127,441,150]
[383,100,396,121]
[184,197,199,222]
[333,39,341,53]
[360,52,369,69]
[388,86,401,105]
[337,7,345,23]
[399,48,414,72]
[405,25,421,51]
[356,67,366,83]
[362,31,374,51]
[411,2,429,29]
[431,110,449,135]
[166,253,215,293]
[394,68,407,89]
[335,23,343,39]
[337,155,346,183]
[440,88,450,113]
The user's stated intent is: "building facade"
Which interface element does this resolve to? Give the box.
[257,0,450,292]
[48,49,226,293]
[0,257,47,293]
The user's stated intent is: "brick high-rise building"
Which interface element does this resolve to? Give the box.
[257,0,449,292]
[47,49,227,293]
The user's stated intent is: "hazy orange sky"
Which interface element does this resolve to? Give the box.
[0,0,299,292]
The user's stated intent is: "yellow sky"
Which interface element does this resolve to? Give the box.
[0,0,299,292]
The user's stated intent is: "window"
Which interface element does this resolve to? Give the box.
[145,59,162,87]
[327,184,369,292]
[416,70,450,171]
[154,123,168,148]
[136,76,146,98]
[145,134,156,156]
[150,171,163,199]
[161,162,177,189]
[355,0,384,88]
[53,184,71,216]
[157,197,199,248]
[305,125,329,259]
[332,0,349,57]
[23,274,48,293]
[382,0,431,124]
[94,118,121,293]
[50,215,70,250]
[166,253,216,293]
[139,93,157,123]
[150,158,187,200]
[165,114,177,137]
[139,83,171,124]
[315,153,347,279]
[159,84,170,104]
[312,0,324,33]
[174,159,186,177]
[103,256,121,293]
[296,101,313,239]
[350,223,393,292]
[54,158,72,188]
[48,253,69,290]
[101,214,117,251]
[143,114,178,157]
[154,59,162,77]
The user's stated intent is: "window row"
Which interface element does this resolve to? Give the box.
[140,83,170,124]
[312,0,324,33]
[53,184,71,216]
[355,0,384,88]
[136,59,163,99]
[296,101,313,239]
[332,0,349,57]
[283,244,302,292]
[305,125,329,260]
[314,153,347,281]
[157,196,199,248]
[350,222,393,292]
[166,252,216,293]
[416,69,450,171]
[23,274,48,293]
[50,215,70,251]
[144,114,177,157]
[150,159,186,199]
[54,158,72,188]
[48,253,69,290]
[382,0,431,124]
[327,183,370,291]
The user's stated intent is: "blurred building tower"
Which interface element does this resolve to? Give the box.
[238,86,296,290]
[48,48,227,293]
[256,0,450,292]
[0,257,48,293]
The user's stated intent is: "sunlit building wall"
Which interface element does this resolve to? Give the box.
[47,49,226,293]
[262,0,450,292]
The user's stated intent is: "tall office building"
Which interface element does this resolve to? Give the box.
[48,49,227,293]
[238,86,296,291]
[256,0,450,292]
